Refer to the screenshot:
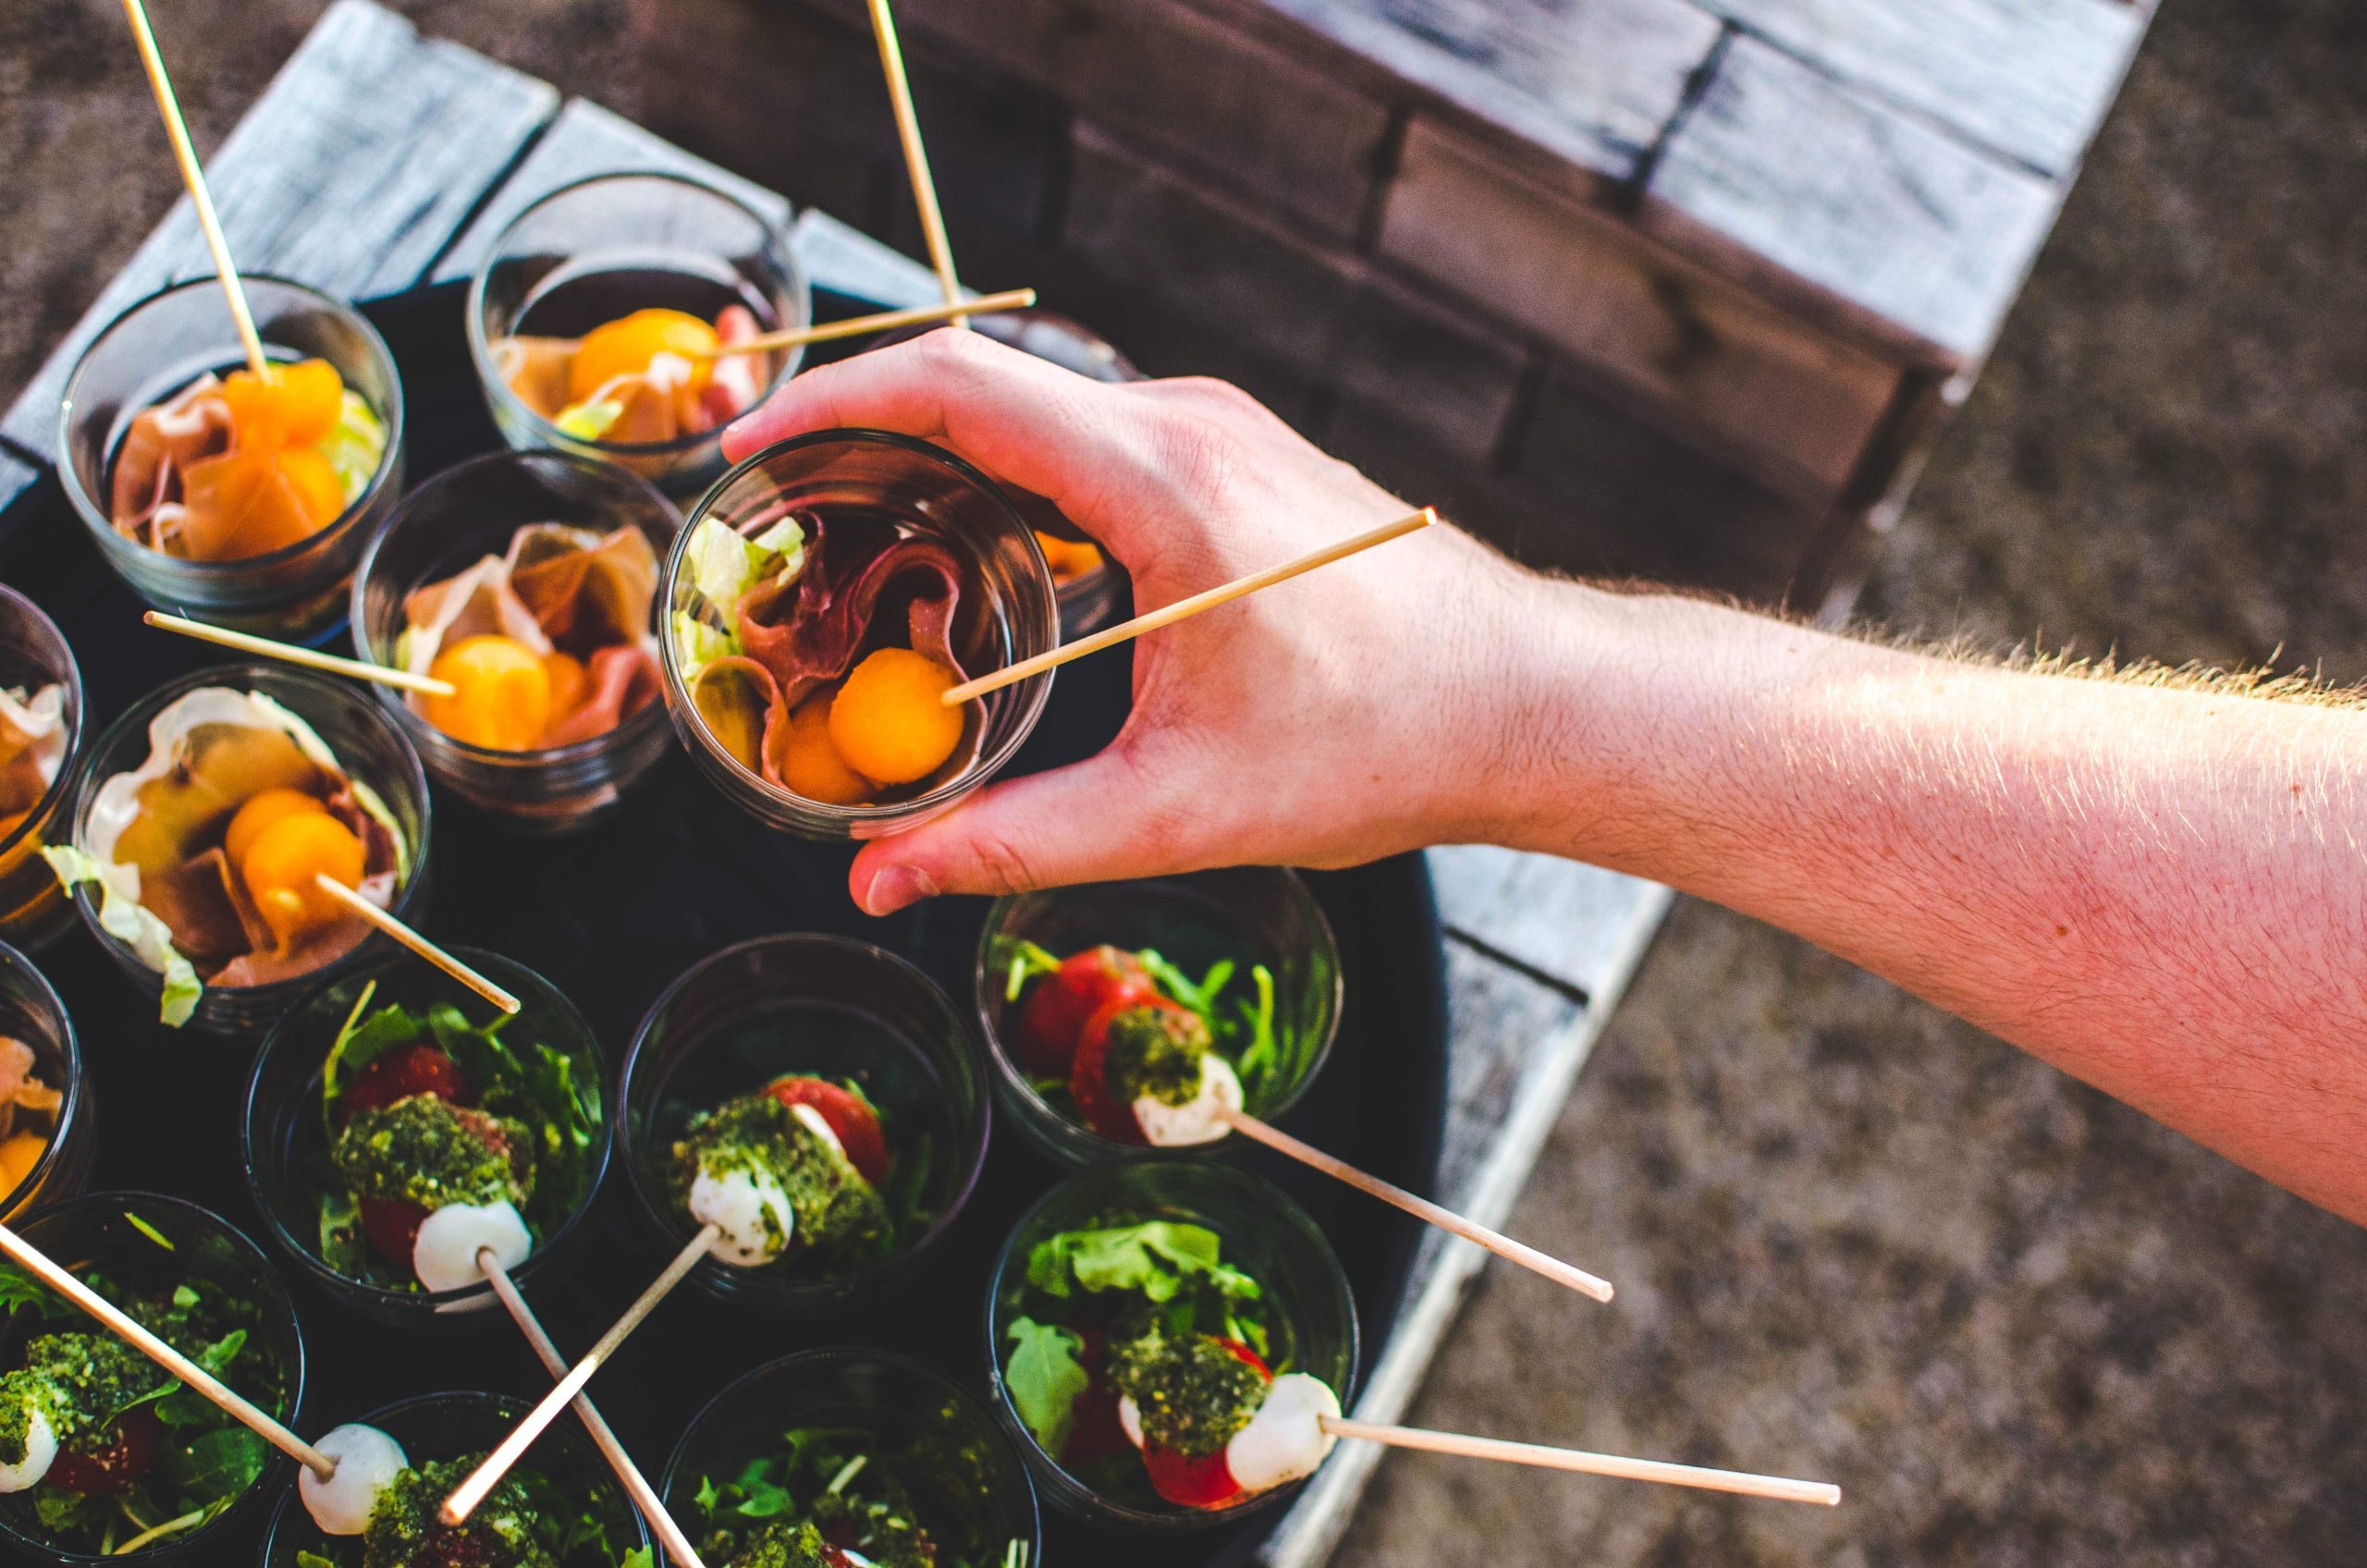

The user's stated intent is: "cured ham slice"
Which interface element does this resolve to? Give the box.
[492,303,767,441]
[735,526,969,712]
[0,684,67,833]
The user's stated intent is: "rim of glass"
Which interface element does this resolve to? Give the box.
[0,584,83,866]
[971,867,1346,1152]
[463,168,812,459]
[238,944,614,1307]
[659,427,1061,821]
[0,941,84,1218]
[349,446,683,766]
[618,931,995,1278]
[658,1345,1044,1556]
[0,1189,308,1562]
[55,273,407,577]
[64,662,434,998]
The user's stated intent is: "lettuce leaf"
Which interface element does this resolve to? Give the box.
[320,389,387,503]
[42,844,202,1025]
[670,610,741,683]
[1024,1220,1226,1303]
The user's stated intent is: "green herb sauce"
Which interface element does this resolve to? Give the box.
[332,1095,532,1212]
[670,1095,889,1264]
[1100,1007,1214,1109]
[1107,1330,1264,1457]
[362,1453,557,1568]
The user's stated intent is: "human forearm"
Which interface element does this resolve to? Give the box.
[1496,586,2367,1219]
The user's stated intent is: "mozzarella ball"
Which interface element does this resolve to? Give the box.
[788,1102,846,1158]
[411,1199,533,1292]
[690,1163,796,1266]
[1117,1394,1145,1451]
[300,1422,409,1535]
[1226,1373,1340,1495]
[1133,1054,1245,1147]
[0,1404,55,1493]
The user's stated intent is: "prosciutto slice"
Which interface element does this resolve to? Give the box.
[493,305,765,440]
[734,525,969,713]
[0,684,67,829]
[107,374,237,554]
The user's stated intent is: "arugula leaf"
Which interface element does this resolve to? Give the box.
[694,1473,720,1517]
[0,1263,71,1322]
[1000,938,1062,1003]
[318,1187,366,1279]
[1136,950,1234,1019]
[297,1552,340,1568]
[153,1330,246,1427]
[1025,1221,1225,1302]
[732,1454,797,1519]
[1003,1317,1089,1453]
[171,1283,200,1310]
[621,1551,656,1568]
[124,1211,175,1251]
[1233,963,1280,1093]
[158,1425,267,1499]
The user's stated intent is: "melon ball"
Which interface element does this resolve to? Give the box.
[240,810,367,947]
[224,786,327,869]
[827,649,964,786]
[424,634,553,751]
[779,694,874,806]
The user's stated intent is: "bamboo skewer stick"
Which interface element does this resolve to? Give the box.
[119,0,268,380]
[0,1223,335,1479]
[476,1249,706,1568]
[942,508,1436,705]
[1218,1107,1613,1303]
[865,0,965,326]
[142,612,456,697]
[1321,1417,1840,1506]
[311,877,521,1015]
[441,1224,719,1525]
[701,289,1036,357]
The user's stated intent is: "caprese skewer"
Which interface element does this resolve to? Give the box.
[672,1074,894,1269]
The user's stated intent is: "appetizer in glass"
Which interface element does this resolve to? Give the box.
[469,171,807,496]
[620,934,988,1317]
[987,1160,1355,1528]
[0,587,81,949]
[57,276,405,637]
[660,431,1058,839]
[0,944,87,1224]
[351,449,681,830]
[269,1391,648,1566]
[48,667,428,1033]
[976,869,1340,1166]
[664,1349,1037,1568]
[0,1194,304,1562]
[244,948,607,1323]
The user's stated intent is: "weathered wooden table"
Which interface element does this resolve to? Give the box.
[0,4,1670,1562]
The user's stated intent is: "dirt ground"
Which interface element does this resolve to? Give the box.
[4,0,2363,1562]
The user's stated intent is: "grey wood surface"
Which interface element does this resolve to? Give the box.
[0,0,558,461]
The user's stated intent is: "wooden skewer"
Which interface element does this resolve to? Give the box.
[311,877,521,1015]
[119,0,268,380]
[441,1224,719,1525]
[477,1249,707,1568]
[142,612,457,697]
[942,508,1436,705]
[701,289,1036,357]
[1323,1417,1840,1506]
[0,1222,335,1479]
[865,0,965,326]
[1218,1106,1613,1303]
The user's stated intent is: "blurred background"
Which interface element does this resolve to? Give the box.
[3,0,2362,1562]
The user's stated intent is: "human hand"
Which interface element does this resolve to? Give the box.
[723,329,1554,915]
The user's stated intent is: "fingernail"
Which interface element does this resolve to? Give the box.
[862,864,938,916]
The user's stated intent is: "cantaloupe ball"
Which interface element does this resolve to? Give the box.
[542,651,588,724]
[224,786,328,869]
[424,634,553,751]
[570,309,717,403]
[0,1132,45,1194]
[240,810,367,947]
[827,650,964,787]
[779,693,875,805]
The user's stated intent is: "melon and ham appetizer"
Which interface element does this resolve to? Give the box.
[0,1036,62,1201]
[668,1075,898,1271]
[394,521,663,752]
[43,688,408,1025]
[669,508,980,809]
[106,358,387,562]
[492,305,768,445]
[0,684,67,848]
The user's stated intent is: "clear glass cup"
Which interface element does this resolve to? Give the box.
[467,170,809,496]
[975,867,1343,1166]
[0,942,92,1223]
[619,933,991,1319]
[350,448,683,833]
[984,1158,1359,1530]
[0,1192,307,1564]
[259,1390,649,1567]
[0,585,83,949]
[61,663,433,1037]
[56,276,407,641]
[662,1348,1041,1568]
[241,946,611,1324]
[659,429,1060,839]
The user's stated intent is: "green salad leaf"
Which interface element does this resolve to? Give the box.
[1025,1220,1228,1302]
[1004,1317,1090,1453]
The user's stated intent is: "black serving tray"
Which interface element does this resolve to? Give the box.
[0,280,1450,1568]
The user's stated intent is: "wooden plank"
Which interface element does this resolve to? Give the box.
[1696,0,2148,176]
[1428,845,1670,1003]
[431,97,791,286]
[1647,34,2059,362]
[0,0,558,462]
[790,210,957,312]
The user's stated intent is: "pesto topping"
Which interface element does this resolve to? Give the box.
[1101,1006,1215,1109]
[672,1095,889,1264]
[362,1453,557,1568]
[725,1521,840,1568]
[1107,1330,1264,1457]
[0,1376,43,1465]
[333,1094,532,1213]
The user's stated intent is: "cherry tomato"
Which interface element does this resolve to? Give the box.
[358,1196,430,1263]
[1069,996,1194,1142]
[45,1409,160,1495]
[1014,946,1156,1074]
[340,1042,471,1121]
[1142,1440,1245,1509]
[764,1076,890,1184]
